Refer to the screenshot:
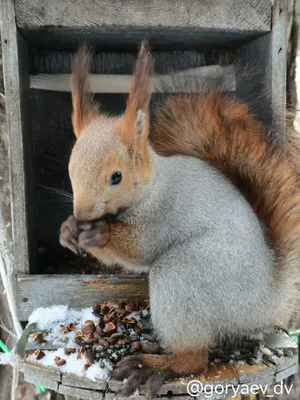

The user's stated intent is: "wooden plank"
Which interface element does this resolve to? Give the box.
[29,66,236,93]
[233,362,275,384]
[59,384,105,400]
[236,0,287,140]
[15,0,271,32]
[275,354,298,372]
[108,363,239,395]
[62,374,107,391]
[17,274,148,320]
[275,363,298,382]
[0,0,33,274]
[24,374,59,391]
[24,361,61,383]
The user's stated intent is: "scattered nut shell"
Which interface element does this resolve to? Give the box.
[115,308,126,316]
[107,333,123,345]
[96,325,104,336]
[98,318,105,329]
[67,323,76,331]
[104,322,116,335]
[92,303,101,315]
[54,356,66,366]
[82,320,95,335]
[74,335,85,346]
[122,318,135,325]
[86,350,96,364]
[101,304,110,314]
[85,333,99,345]
[32,332,44,343]
[34,349,45,360]
[60,326,69,334]
[64,348,76,355]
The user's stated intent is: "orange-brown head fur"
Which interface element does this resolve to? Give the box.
[69,42,153,221]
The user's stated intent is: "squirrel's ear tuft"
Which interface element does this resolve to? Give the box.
[121,41,153,143]
[71,46,99,138]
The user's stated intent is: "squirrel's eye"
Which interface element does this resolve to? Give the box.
[110,171,122,185]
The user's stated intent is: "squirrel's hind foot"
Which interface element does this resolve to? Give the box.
[112,347,208,399]
[112,355,169,399]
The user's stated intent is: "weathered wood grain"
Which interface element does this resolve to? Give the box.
[59,384,104,400]
[23,355,298,399]
[15,0,271,32]
[17,274,148,320]
[62,374,107,391]
[275,363,298,382]
[0,0,33,274]
[233,362,275,384]
[24,362,61,391]
[236,0,287,139]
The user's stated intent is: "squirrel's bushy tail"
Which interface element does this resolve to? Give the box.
[151,92,300,324]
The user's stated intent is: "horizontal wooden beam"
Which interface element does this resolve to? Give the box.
[15,0,271,33]
[17,274,148,321]
[30,66,236,93]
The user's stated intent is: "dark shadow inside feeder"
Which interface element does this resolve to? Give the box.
[30,48,234,274]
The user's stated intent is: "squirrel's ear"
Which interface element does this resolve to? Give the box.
[121,41,153,143]
[71,46,99,138]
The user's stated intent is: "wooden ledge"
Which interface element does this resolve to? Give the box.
[17,274,149,321]
[24,354,298,399]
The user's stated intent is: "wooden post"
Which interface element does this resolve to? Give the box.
[236,0,287,144]
[0,0,35,275]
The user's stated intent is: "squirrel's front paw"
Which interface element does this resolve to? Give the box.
[59,215,81,254]
[78,220,110,251]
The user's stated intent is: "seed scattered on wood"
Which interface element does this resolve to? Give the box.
[96,339,109,349]
[54,356,66,366]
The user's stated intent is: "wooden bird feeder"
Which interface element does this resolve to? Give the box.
[1,0,296,398]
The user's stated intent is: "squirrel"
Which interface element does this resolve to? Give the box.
[59,42,300,398]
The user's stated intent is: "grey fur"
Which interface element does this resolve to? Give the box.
[116,149,284,349]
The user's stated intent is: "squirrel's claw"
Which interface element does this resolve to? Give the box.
[112,355,167,400]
